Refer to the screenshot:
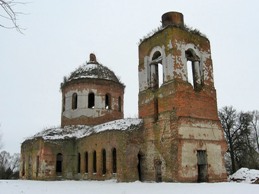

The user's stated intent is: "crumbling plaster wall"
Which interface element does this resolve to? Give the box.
[139,27,214,92]
[178,118,227,182]
[76,128,143,181]
[20,138,77,180]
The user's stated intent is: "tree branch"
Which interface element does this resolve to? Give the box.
[0,0,25,33]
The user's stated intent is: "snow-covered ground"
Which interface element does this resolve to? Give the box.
[1,180,258,194]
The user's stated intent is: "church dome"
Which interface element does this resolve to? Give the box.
[65,53,121,84]
[60,53,125,127]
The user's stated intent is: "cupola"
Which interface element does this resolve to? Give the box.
[61,54,125,127]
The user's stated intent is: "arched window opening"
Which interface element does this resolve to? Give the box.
[62,96,66,112]
[154,97,158,122]
[56,153,63,175]
[21,158,25,176]
[72,93,78,110]
[105,94,111,109]
[36,156,39,177]
[88,93,95,108]
[187,60,194,86]
[150,51,163,89]
[93,150,97,173]
[118,97,121,112]
[85,152,88,173]
[185,49,202,90]
[28,156,32,179]
[102,149,106,174]
[158,63,163,87]
[112,148,117,173]
[77,153,81,173]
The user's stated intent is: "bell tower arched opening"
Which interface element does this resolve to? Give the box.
[150,51,163,89]
[185,49,203,91]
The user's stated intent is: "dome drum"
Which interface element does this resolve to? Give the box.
[61,54,124,127]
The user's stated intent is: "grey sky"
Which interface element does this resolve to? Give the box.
[1,0,259,154]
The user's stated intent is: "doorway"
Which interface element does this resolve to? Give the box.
[197,150,208,182]
[154,160,162,182]
[137,153,143,181]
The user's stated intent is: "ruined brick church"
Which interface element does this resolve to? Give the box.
[20,12,227,182]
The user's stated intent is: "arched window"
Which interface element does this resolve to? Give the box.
[21,158,25,176]
[62,96,66,112]
[105,94,111,109]
[72,93,78,110]
[85,152,88,173]
[150,51,163,89]
[56,153,63,175]
[118,96,121,112]
[77,153,81,173]
[102,149,106,174]
[185,49,203,90]
[36,156,39,177]
[93,150,97,173]
[88,93,95,108]
[112,148,117,173]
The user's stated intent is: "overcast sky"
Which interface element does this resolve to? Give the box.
[1,0,259,154]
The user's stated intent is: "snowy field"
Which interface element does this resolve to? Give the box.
[1,180,258,194]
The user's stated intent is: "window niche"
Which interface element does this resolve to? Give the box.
[185,49,203,91]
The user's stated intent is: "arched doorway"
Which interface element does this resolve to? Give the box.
[56,153,63,176]
[137,153,143,181]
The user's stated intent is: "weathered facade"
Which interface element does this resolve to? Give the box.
[20,12,227,182]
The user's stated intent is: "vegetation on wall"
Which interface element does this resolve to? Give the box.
[139,24,207,44]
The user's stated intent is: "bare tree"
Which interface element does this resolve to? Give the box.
[0,150,20,179]
[219,106,259,174]
[251,110,259,152]
[0,126,3,151]
[219,106,237,173]
[0,0,24,33]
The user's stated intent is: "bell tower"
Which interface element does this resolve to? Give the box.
[138,12,227,182]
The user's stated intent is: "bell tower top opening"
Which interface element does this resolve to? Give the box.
[162,11,184,28]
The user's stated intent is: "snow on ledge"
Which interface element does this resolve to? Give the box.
[27,118,143,141]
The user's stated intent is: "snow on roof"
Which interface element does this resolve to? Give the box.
[228,168,259,183]
[27,118,143,141]
[65,62,121,83]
